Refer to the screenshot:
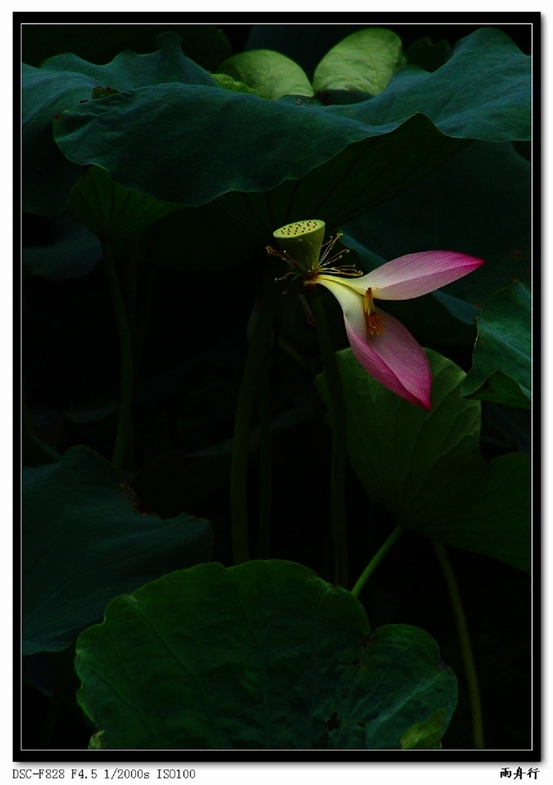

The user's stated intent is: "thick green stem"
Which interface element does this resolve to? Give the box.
[103,241,134,473]
[350,524,403,599]
[257,366,272,559]
[432,541,485,749]
[231,273,279,565]
[310,288,348,587]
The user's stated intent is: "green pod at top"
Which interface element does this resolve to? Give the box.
[273,219,326,272]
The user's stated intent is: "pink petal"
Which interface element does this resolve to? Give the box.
[315,276,432,408]
[352,251,485,300]
[345,308,432,410]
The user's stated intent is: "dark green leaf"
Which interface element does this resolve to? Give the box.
[22,63,98,216]
[462,283,531,407]
[23,32,216,216]
[23,445,213,654]
[213,114,470,236]
[23,211,102,280]
[75,561,456,748]
[318,349,530,571]
[69,165,183,241]
[464,372,530,409]
[52,84,381,207]
[431,290,481,325]
[486,405,530,454]
[331,627,456,749]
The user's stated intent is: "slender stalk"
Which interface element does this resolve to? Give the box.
[257,365,272,559]
[102,241,134,473]
[350,524,403,598]
[124,232,141,340]
[231,272,279,565]
[432,541,485,749]
[310,288,348,587]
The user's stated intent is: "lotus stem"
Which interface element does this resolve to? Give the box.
[350,524,403,599]
[231,271,279,565]
[432,540,485,749]
[310,288,349,587]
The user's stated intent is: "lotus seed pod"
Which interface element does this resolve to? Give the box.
[273,220,326,272]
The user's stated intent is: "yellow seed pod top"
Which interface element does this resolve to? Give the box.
[273,220,326,272]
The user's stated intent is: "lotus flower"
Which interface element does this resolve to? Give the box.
[313,251,484,410]
[268,221,484,410]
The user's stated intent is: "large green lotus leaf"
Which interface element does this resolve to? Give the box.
[216,50,314,99]
[69,165,183,241]
[318,350,530,572]
[22,24,231,72]
[329,626,457,749]
[49,28,529,227]
[22,32,216,216]
[23,445,213,655]
[52,83,375,209]
[313,28,407,95]
[212,113,470,237]
[75,561,457,749]
[343,140,531,306]
[462,283,531,407]
[22,62,99,216]
[38,31,216,89]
